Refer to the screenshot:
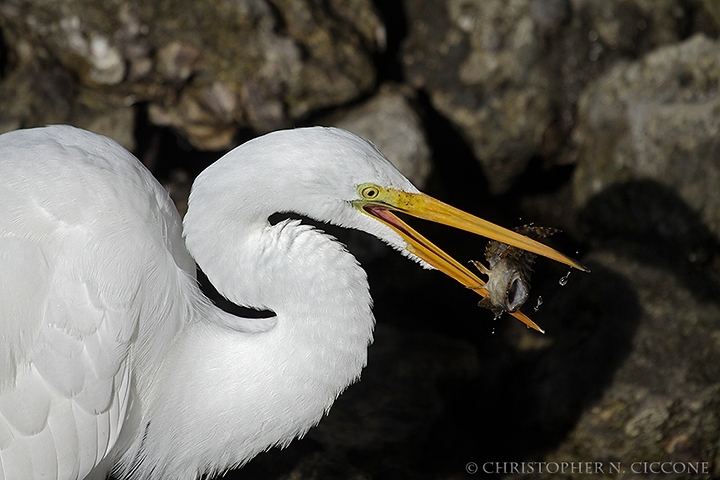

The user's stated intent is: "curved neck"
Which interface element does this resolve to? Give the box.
[120,219,375,479]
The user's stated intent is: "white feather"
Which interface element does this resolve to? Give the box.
[47,398,81,480]
[0,366,51,435]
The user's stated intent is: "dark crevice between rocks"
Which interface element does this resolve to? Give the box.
[505,155,575,198]
[683,1,719,40]
[134,102,255,179]
[416,90,492,212]
[0,27,7,80]
[371,0,407,83]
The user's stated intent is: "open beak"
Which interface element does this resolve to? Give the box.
[356,186,589,333]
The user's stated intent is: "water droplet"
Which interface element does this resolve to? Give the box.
[559,270,571,286]
[533,296,544,312]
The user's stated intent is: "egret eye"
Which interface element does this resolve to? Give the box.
[361,185,380,199]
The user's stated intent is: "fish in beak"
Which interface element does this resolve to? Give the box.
[470,224,560,319]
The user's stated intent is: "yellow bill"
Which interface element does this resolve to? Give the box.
[353,184,589,333]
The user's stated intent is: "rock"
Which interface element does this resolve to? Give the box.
[63,89,137,151]
[402,0,552,194]
[0,61,74,135]
[0,53,135,148]
[702,0,720,32]
[329,85,432,189]
[572,34,720,240]
[530,0,571,34]
[0,0,382,149]
[505,248,720,479]
[577,181,720,267]
[401,0,706,194]
[155,41,200,83]
[277,452,371,480]
[491,175,720,478]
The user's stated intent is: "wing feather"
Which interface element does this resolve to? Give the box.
[33,339,86,398]
[0,238,49,387]
[0,415,12,450]
[0,436,35,478]
[47,398,81,480]
[71,401,99,477]
[27,426,59,478]
[0,366,51,435]
[1,126,194,479]
[44,281,105,338]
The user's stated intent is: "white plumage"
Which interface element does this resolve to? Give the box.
[0,125,585,480]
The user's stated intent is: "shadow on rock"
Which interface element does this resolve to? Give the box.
[577,179,720,306]
[499,177,720,479]
[577,179,718,260]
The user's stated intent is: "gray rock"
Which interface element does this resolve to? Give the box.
[277,452,371,480]
[70,91,137,151]
[0,62,74,135]
[572,34,720,240]
[401,0,707,194]
[0,0,382,149]
[402,0,552,194]
[505,249,720,479]
[330,85,432,189]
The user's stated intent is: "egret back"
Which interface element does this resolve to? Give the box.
[0,126,194,479]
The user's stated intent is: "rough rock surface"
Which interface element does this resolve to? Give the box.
[329,85,432,188]
[504,247,720,478]
[401,0,715,193]
[573,34,720,240]
[0,0,382,149]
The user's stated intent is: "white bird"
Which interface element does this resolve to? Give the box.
[0,125,586,480]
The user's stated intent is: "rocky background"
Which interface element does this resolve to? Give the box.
[2,0,719,479]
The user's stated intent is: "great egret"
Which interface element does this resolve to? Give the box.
[0,125,586,480]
